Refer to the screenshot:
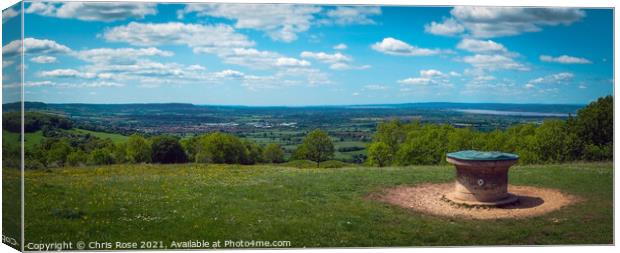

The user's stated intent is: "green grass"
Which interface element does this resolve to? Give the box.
[3,128,128,149]
[2,168,21,250]
[20,162,612,248]
[72,129,128,143]
[3,130,44,149]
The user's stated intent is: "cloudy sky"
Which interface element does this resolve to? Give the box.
[2,2,614,105]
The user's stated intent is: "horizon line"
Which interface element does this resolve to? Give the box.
[1,100,590,107]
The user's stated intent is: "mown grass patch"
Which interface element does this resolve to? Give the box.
[23,162,612,247]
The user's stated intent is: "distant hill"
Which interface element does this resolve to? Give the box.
[3,101,584,115]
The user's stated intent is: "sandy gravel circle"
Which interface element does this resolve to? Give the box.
[372,183,579,219]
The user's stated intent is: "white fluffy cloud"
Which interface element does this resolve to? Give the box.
[462,54,529,71]
[75,47,174,64]
[25,2,157,22]
[177,4,321,42]
[322,6,381,26]
[102,21,328,85]
[424,18,464,36]
[301,51,351,63]
[178,5,381,42]
[3,38,72,57]
[526,72,574,88]
[333,43,348,50]
[31,56,57,64]
[2,6,18,24]
[300,51,370,70]
[426,7,585,38]
[204,48,310,70]
[103,22,255,51]
[371,37,442,56]
[398,69,453,86]
[398,77,432,85]
[39,69,97,79]
[539,55,591,64]
[420,69,447,78]
[457,38,508,54]
[275,57,311,67]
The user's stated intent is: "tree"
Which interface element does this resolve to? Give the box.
[572,95,613,160]
[573,95,613,147]
[126,134,151,163]
[114,142,128,164]
[534,120,570,163]
[46,139,72,167]
[150,136,187,164]
[195,132,247,164]
[181,136,200,162]
[88,147,116,165]
[66,150,87,167]
[395,124,450,165]
[367,142,391,167]
[263,143,285,163]
[374,120,407,155]
[243,141,263,165]
[300,129,334,167]
[291,144,308,160]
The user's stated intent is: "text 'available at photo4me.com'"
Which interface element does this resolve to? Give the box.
[25,239,292,250]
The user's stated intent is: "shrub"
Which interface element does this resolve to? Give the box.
[66,150,87,167]
[263,143,285,163]
[126,134,151,163]
[195,132,247,164]
[367,141,392,167]
[88,148,115,165]
[46,139,72,167]
[150,136,187,164]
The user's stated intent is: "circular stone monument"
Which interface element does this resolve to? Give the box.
[445,150,519,206]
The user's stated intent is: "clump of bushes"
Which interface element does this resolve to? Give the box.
[367,96,613,166]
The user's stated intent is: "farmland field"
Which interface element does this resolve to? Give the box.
[14,162,612,248]
[8,101,585,163]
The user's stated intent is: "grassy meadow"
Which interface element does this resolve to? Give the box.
[14,162,613,247]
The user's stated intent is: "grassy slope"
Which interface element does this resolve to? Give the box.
[72,129,128,143]
[3,130,44,149]
[22,162,612,247]
[2,168,21,249]
[3,128,127,149]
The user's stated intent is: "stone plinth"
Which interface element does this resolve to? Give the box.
[445,150,519,206]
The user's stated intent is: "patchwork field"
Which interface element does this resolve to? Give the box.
[8,162,612,248]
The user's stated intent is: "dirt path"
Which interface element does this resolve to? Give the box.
[372,183,579,219]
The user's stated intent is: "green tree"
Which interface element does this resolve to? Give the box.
[291,144,308,160]
[395,124,450,165]
[195,132,247,164]
[46,139,72,167]
[126,134,151,163]
[574,95,613,147]
[150,136,187,164]
[263,143,285,163]
[374,120,407,155]
[181,136,200,162]
[88,147,115,165]
[572,95,613,160]
[299,129,334,167]
[534,120,570,163]
[114,142,128,164]
[367,141,391,167]
[66,150,87,167]
[243,141,263,165]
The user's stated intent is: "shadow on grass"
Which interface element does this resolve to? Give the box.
[499,196,544,209]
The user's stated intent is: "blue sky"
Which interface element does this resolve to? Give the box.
[2,2,614,105]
